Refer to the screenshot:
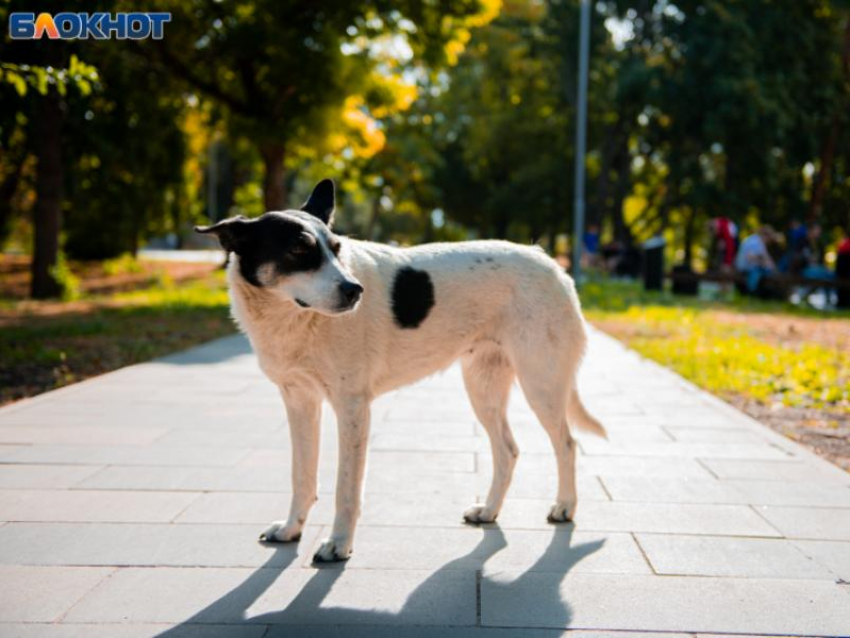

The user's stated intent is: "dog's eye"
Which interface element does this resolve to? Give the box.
[291,235,316,255]
[329,239,342,256]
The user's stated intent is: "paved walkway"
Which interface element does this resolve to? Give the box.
[1,328,849,637]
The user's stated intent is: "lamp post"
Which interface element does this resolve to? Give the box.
[572,0,591,286]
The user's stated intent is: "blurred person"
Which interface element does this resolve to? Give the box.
[708,216,738,272]
[799,223,832,280]
[601,237,641,278]
[582,223,601,269]
[781,218,808,273]
[708,216,738,294]
[735,225,778,295]
[836,232,850,309]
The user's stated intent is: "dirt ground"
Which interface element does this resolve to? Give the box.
[0,254,218,301]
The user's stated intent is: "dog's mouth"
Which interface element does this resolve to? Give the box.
[334,298,361,314]
[294,297,360,315]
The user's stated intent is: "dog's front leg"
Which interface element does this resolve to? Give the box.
[260,385,321,543]
[313,394,371,562]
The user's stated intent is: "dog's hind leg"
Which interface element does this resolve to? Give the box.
[260,385,321,543]
[461,345,518,524]
[516,363,578,523]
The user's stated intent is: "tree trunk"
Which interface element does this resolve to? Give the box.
[365,194,381,240]
[31,89,64,299]
[808,16,850,221]
[260,142,286,211]
[683,207,696,267]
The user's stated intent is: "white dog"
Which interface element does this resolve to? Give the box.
[196,179,605,562]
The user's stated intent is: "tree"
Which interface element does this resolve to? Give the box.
[598,0,849,263]
[0,7,98,297]
[147,0,498,211]
[62,44,187,259]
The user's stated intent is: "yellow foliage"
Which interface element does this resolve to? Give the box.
[442,0,501,65]
[340,96,387,159]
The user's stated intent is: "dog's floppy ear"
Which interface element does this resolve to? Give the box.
[300,179,335,227]
[194,216,251,253]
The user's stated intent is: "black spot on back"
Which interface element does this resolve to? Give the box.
[391,267,435,329]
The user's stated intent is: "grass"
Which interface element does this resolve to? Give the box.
[0,273,234,405]
[581,279,850,416]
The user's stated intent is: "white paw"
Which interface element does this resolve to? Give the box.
[313,537,352,563]
[547,501,576,523]
[259,521,302,543]
[463,504,498,524]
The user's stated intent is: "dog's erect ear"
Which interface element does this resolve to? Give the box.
[300,179,335,227]
[194,216,251,253]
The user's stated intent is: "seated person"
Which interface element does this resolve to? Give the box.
[735,226,778,295]
[799,223,833,281]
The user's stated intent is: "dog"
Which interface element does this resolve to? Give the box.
[196,179,605,562]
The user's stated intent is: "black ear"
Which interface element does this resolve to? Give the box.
[300,179,335,226]
[194,216,250,253]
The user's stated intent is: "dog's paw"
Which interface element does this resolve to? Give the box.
[313,537,352,563]
[463,504,498,524]
[547,501,576,523]
[259,521,302,543]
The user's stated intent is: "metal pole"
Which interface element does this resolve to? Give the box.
[208,138,218,221]
[572,0,591,285]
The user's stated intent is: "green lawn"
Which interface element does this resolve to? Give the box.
[0,275,234,405]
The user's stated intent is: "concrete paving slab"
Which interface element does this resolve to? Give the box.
[0,522,322,568]
[578,440,793,460]
[1,445,249,467]
[791,539,850,581]
[602,476,850,507]
[755,505,850,540]
[481,572,850,634]
[64,566,477,627]
[701,458,850,484]
[662,426,768,443]
[0,489,199,523]
[0,624,268,638]
[0,463,103,489]
[0,565,113,622]
[635,533,834,579]
[0,426,169,446]
[496,500,781,536]
[303,526,650,575]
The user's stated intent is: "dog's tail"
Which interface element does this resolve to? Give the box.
[567,388,607,439]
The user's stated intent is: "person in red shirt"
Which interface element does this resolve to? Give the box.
[837,233,850,308]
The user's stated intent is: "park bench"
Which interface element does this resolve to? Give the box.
[667,268,850,306]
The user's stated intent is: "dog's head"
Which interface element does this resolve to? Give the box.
[195,179,363,315]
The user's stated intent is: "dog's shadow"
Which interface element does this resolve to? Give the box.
[156,524,603,636]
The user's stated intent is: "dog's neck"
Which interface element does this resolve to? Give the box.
[227,257,326,336]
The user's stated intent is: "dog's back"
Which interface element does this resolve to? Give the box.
[344,239,589,397]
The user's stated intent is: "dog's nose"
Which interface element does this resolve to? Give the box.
[339,280,364,305]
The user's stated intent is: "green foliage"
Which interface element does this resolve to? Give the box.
[0,55,98,97]
[47,251,80,301]
[61,44,187,260]
[102,254,143,276]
